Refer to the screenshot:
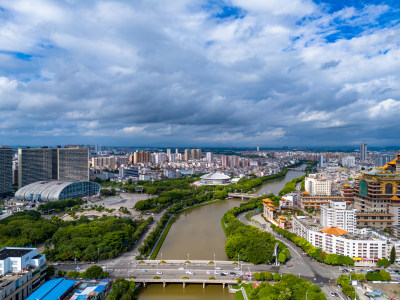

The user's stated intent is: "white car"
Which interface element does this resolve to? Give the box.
[215,267,222,270]
[178,267,184,270]
[186,271,194,275]
[156,271,163,275]
[75,266,81,271]
[214,271,220,275]
[234,267,240,271]
[206,271,211,275]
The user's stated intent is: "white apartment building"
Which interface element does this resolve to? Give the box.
[305,174,332,195]
[341,156,356,168]
[321,200,357,233]
[292,216,387,263]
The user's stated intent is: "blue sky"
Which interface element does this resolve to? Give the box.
[0,0,400,147]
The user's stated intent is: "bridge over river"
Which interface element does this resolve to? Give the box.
[227,193,257,199]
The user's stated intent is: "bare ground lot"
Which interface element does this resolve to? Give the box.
[365,282,400,299]
[61,192,153,221]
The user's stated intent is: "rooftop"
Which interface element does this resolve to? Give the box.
[0,248,33,260]
[321,226,348,236]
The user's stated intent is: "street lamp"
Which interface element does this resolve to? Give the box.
[187,253,189,261]
[306,292,308,300]
[214,253,216,262]
[161,253,163,262]
[238,254,240,265]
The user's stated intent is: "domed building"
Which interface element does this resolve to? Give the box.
[199,173,231,185]
[15,180,101,202]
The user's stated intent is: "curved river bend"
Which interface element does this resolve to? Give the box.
[138,166,305,299]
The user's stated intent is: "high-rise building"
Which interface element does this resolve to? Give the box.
[321,200,356,233]
[0,147,12,197]
[184,149,191,161]
[133,151,151,164]
[221,155,229,168]
[360,143,367,161]
[175,148,179,154]
[206,152,213,162]
[257,146,260,152]
[341,156,355,168]
[166,148,171,157]
[56,147,89,181]
[190,149,202,160]
[18,147,89,188]
[318,154,325,168]
[375,154,392,167]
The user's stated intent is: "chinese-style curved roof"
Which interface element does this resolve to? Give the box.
[303,191,309,195]
[321,226,347,236]
[391,195,400,201]
[343,183,350,188]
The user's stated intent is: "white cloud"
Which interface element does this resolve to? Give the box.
[0,0,399,146]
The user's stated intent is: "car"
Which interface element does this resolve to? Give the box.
[206,271,210,275]
[178,267,184,270]
[53,263,59,266]
[237,272,243,276]
[214,271,220,275]
[230,272,236,276]
[234,267,240,271]
[186,271,194,275]
[156,271,163,275]
[141,270,147,273]
[75,266,81,271]
[330,292,335,297]
[221,273,227,276]
[334,293,339,297]
[215,267,221,270]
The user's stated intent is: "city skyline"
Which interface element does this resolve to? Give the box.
[1,0,400,147]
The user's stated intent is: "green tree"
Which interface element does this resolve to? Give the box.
[81,265,108,279]
[273,273,281,281]
[377,258,390,268]
[107,278,136,300]
[379,270,391,281]
[278,253,286,263]
[337,275,351,286]
[390,246,396,264]
[46,265,55,278]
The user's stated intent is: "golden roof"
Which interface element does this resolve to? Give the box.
[391,195,400,201]
[343,183,350,188]
[321,227,348,236]
[262,198,272,203]
[303,191,309,195]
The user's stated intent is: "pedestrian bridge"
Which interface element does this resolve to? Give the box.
[228,193,257,199]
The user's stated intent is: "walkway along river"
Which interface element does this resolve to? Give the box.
[138,166,306,299]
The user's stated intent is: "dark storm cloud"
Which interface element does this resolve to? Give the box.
[0,0,400,147]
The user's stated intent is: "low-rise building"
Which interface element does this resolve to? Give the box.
[0,247,47,300]
[292,216,388,264]
[305,174,332,195]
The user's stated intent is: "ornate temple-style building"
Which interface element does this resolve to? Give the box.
[354,152,400,229]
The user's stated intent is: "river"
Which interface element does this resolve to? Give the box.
[254,166,306,195]
[138,167,306,299]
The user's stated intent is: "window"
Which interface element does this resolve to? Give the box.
[385,183,393,194]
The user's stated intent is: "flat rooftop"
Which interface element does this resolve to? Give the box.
[0,248,32,260]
